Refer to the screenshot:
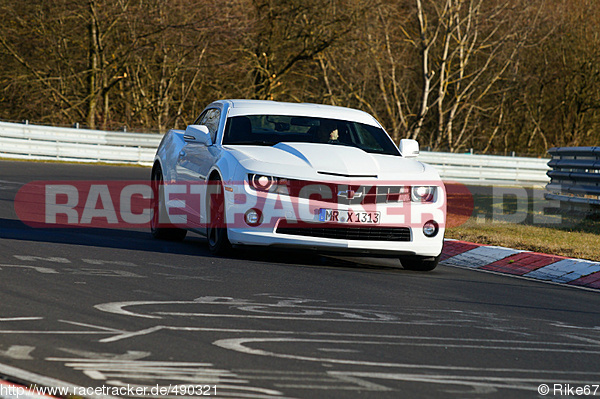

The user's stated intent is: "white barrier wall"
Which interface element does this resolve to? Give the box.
[0,121,551,186]
[0,121,161,165]
[418,151,550,186]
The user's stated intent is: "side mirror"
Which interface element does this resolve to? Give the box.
[399,139,419,158]
[184,125,212,146]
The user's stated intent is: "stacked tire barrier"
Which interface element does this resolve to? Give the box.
[545,147,600,207]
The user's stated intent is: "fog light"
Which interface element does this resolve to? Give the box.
[423,220,439,237]
[245,208,263,226]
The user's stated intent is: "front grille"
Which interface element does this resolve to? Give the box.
[275,223,411,241]
[281,180,410,204]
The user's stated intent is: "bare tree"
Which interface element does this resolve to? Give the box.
[0,1,88,123]
[0,0,597,155]
[241,0,363,101]
[407,0,538,152]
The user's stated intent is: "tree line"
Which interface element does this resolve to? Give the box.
[1,0,598,156]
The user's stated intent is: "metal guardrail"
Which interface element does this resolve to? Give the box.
[545,147,600,206]
[0,121,553,185]
[0,121,161,166]
[418,151,550,186]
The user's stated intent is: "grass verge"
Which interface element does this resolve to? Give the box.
[445,185,600,262]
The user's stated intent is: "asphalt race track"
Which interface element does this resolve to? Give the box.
[0,159,599,398]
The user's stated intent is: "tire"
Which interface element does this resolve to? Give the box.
[150,165,187,241]
[399,254,440,271]
[206,177,231,255]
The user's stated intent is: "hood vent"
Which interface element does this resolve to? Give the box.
[318,171,378,178]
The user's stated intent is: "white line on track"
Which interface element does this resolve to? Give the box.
[213,337,600,372]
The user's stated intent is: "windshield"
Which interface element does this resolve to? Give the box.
[222,115,400,156]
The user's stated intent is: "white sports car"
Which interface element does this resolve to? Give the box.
[151,99,446,271]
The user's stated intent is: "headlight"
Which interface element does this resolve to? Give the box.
[248,174,289,195]
[411,186,436,202]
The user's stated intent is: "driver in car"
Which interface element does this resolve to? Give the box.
[316,119,339,143]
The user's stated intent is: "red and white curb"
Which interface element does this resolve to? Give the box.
[441,240,600,290]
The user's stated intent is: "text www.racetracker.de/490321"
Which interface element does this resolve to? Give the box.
[1,383,218,397]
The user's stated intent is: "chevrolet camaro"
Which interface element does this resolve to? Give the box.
[151,99,446,271]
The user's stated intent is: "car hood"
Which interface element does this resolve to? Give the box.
[226,142,426,179]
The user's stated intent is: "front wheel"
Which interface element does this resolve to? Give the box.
[207,178,231,255]
[399,254,441,272]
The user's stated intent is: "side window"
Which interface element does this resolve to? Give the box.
[199,108,221,144]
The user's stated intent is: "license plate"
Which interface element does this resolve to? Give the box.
[318,209,381,224]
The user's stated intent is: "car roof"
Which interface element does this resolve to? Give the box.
[209,99,382,128]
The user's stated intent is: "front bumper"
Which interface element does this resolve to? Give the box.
[224,181,446,258]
